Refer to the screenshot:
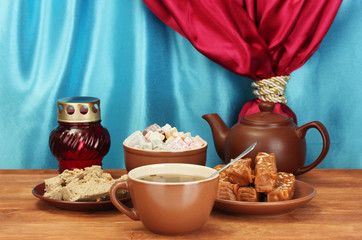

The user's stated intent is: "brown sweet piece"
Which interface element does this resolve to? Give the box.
[267,172,296,202]
[236,186,259,202]
[226,158,254,187]
[254,152,278,192]
[217,181,239,201]
[214,164,228,181]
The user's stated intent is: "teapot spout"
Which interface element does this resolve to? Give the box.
[202,113,230,162]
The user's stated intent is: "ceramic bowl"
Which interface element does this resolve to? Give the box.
[123,143,208,172]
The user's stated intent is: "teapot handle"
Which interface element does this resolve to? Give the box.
[295,121,330,175]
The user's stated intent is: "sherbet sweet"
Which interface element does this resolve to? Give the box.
[124,123,206,151]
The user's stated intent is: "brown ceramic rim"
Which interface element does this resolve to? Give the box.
[122,142,208,156]
[127,163,218,185]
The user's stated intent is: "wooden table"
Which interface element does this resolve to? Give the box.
[0,169,361,239]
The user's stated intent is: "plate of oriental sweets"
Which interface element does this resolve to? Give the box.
[213,152,316,217]
[32,166,131,212]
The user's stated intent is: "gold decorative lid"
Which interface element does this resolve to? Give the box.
[57,97,102,123]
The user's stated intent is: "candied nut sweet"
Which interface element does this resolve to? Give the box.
[214,152,296,202]
[236,186,259,202]
[254,152,278,192]
[217,181,239,201]
[214,164,228,181]
[226,158,254,187]
[267,172,296,202]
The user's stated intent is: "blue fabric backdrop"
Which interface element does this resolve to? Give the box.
[0,0,361,169]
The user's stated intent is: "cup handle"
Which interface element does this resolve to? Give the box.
[295,121,330,175]
[110,181,140,221]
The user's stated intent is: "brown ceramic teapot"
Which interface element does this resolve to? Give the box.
[203,102,330,175]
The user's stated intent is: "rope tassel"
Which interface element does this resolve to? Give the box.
[251,75,290,104]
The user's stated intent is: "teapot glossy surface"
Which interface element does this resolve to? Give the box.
[203,102,330,175]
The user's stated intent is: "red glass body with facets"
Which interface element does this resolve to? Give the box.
[49,121,111,172]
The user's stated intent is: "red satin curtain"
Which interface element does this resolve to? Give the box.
[143,0,342,123]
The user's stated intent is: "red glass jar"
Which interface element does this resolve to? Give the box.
[49,97,111,172]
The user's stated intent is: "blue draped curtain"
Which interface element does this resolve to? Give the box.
[0,0,361,169]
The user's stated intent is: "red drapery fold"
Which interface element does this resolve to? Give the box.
[143,0,342,123]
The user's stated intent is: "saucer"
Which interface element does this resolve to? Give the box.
[32,183,131,212]
[213,180,316,216]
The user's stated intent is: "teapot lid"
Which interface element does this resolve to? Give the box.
[240,102,291,125]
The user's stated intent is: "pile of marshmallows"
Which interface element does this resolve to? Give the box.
[124,123,206,151]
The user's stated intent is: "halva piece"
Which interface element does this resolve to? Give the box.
[43,165,128,202]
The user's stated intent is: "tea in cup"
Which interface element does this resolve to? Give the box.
[109,163,219,235]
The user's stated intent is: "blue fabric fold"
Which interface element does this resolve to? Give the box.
[0,0,361,169]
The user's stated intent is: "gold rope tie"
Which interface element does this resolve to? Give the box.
[251,75,290,104]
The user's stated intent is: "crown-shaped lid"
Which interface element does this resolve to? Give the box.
[240,102,290,125]
[57,96,101,123]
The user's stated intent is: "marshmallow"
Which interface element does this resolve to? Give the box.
[124,124,205,151]
[142,123,162,136]
[166,137,190,150]
[124,131,148,148]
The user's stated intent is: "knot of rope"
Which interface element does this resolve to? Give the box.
[251,75,290,104]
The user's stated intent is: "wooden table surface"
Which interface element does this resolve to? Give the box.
[0,169,361,239]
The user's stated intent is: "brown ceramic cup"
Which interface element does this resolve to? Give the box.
[109,163,219,235]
